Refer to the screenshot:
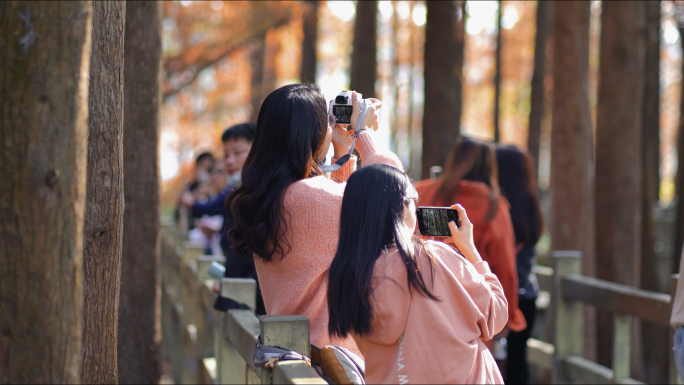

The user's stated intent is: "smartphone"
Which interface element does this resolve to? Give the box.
[416,206,461,237]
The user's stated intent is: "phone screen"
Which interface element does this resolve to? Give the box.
[333,105,353,124]
[416,207,460,237]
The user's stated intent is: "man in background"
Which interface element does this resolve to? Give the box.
[181,123,265,314]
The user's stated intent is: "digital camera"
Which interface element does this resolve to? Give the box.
[329,90,361,126]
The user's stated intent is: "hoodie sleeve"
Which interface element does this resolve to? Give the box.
[431,242,509,341]
[355,131,404,171]
[481,201,527,332]
[365,252,411,346]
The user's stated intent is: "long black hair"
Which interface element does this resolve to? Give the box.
[225,84,328,262]
[495,144,544,247]
[327,164,438,338]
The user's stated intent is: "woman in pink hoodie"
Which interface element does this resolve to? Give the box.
[328,164,508,384]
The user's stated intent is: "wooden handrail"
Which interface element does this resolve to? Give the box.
[561,273,671,326]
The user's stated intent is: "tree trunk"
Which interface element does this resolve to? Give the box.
[249,34,266,124]
[300,0,319,83]
[118,1,162,383]
[549,0,595,361]
[639,2,668,383]
[493,0,503,143]
[527,1,552,175]
[81,2,125,384]
[675,7,684,278]
[0,2,92,383]
[421,0,466,180]
[349,0,378,98]
[594,1,647,372]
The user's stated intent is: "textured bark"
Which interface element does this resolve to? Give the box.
[594,1,647,371]
[549,0,595,360]
[349,0,377,98]
[421,0,466,180]
[527,1,552,173]
[249,34,266,124]
[0,2,92,383]
[118,1,162,383]
[493,0,503,143]
[81,2,125,384]
[640,2,668,383]
[300,1,319,83]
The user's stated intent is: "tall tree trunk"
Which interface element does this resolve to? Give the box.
[550,0,595,361]
[249,34,266,124]
[300,0,319,83]
[421,0,466,180]
[675,6,684,277]
[119,2,162,383]
[527,1,552,175]
[493,0,503,143]
[81,2,125,383]
[594,1,647,372]
[349,0,378,98]
[0,2,92,383]
[640,2,668,383]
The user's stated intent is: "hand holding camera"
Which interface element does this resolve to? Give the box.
[329,90,382,159]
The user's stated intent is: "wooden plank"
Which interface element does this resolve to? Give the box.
[221,278,257,311]
[562,356,613,384]
[552,251,583,383]
[534,265,554,292]
[671,275,680,385]
[272,361,326,385]
[183,241,205,264]
[561,273,671,325]
[527,338,553,370]
[224,309,263,377]
[260,316,311,357]
[612,314,631,380]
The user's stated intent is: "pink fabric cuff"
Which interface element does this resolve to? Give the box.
[473,261,492,275]
[355,131,378,160]
[330,155,357,183]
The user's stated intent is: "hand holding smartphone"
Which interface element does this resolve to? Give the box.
[416,206,461,237]
[417,204,482,264]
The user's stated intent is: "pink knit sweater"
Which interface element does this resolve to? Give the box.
[254,131,403,356]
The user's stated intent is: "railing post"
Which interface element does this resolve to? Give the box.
[197,255,224,284]
[183,241,205,264]
[552,251,583,384]
[612,314,631,381]
[217,278,257,384]
[259,315,311,385]
[671,274,681,385]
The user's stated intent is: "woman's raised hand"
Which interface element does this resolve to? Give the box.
[350,91,382,132]
[448,204,483,264]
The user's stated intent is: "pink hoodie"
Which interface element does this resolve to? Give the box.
[353,241,508,384]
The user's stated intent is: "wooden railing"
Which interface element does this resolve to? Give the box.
[160,227,325,384]
[526,251,679,384]
[162,214,680,384]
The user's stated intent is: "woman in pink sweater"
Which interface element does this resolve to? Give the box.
[226,84,402,355]
[328,164,508,384]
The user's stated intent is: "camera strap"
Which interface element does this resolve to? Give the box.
[320,101,369,173]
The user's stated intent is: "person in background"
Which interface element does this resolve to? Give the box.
[496,145,544,384]
[226,84,401,356]
[181,123,265,314]
[671,246,684,382]
[328,164,508,384]
[414,137,527,338]
[188,163,227,256]
[176,152,216,230]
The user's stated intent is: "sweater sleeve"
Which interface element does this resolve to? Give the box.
[330,155,357,183]
[355,131,404,171]
[481,204,527,332]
